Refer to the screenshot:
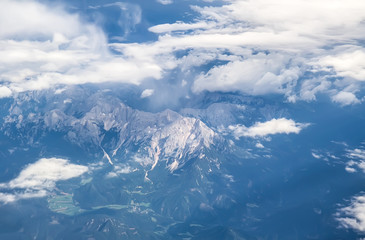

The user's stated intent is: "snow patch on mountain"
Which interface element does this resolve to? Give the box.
[149,116,216,173]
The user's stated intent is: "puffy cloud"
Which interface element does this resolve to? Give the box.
[0,0,161,95]
[255,142,264,148]
[299,79,332,102]
[0,158,88,203]
[0,86,12,98]
[193,0,365,45]
[6,158,88,189]
[141,89,155,98]
[192,54,301,95]
[345,166,357,173]
[229,118,308,138]
[0,0,82,39]
[338,195,365,232]
[332,91,361,106]
[317,49,365,81]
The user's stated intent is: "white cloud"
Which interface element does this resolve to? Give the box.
[345,166,357,173]
[2,0,365,103]
[229,118,308,138]
[115,166,133,174]
[149,22,209,33]
[311,152,322,159]
[0,0,161,95]
[0,86,12,98]
[0,158,88,203]
[338,195,365,232]
[0,0,82,39]
[156,0,173,5]
[139,0,365,102]
[347,148,365,161]
[6,158,88,189]
[192,54,301,95]
[299,79,332,101]
[255,143,264,148]
[193,0,365,44]
[0,190,47,204]
[332,91,360,106]
[317,50,365,81]
[133,155,154,167]
[141,89,155,98]
[338,147,365,231]
[106,164,135,178]
[344,148,365,173]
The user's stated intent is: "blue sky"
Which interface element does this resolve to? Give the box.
[1,0,365,107]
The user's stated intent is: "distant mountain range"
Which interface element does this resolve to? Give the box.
[0,85,363,239]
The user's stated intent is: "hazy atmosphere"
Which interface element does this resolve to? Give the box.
[0,0,365,239]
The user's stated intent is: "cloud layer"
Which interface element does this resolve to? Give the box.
[113,0,365,104]
[0,158,88,203]
[1,0,365,105]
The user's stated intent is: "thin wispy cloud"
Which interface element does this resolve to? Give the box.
[89,2,142,41]
[344,147,365,173]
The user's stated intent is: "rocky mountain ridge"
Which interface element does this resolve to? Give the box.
[2,87,226,175]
